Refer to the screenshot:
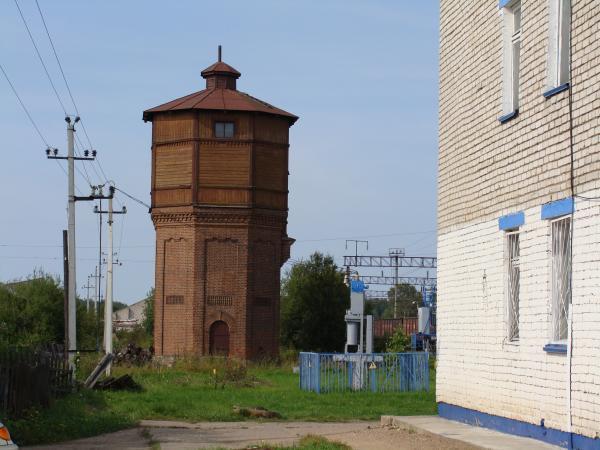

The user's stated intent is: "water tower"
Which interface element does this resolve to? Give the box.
[143,48,298,359]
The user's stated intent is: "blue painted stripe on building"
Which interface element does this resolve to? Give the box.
[499,211,524,230]
[499,0,512,8]
[438,402,600,449]
[543,343,568,354]
[543,83,570,99]
[541,197,574,220]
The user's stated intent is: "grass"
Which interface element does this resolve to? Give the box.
[208,436,350,450]
[215,435,351,450]
[5,359,436,446]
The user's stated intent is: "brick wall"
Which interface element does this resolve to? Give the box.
[437,191,600,437]
[152,207,287,360]
[438,0,600,235]
[438,0,600,438]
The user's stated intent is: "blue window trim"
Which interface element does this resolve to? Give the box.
[499,110,518,124]
[498,0,513,8]
[543,343,567,354]
[541,197,573,220]
[543,83,570,99]
[499,211,524,230]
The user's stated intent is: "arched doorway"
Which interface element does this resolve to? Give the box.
[209,321,230,356]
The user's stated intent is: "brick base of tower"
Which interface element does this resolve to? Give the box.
[152,207,291,360]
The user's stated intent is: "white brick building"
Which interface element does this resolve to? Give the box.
[113,298,148,331]
[437,0,599,448]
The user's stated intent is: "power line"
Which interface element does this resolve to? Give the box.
[0,63,49,147]
[13,0,67,115]
[0,255,153,263]
[296,229,436,243]
[34,0,78,119]
[0,61,85,195]
[0,243,151,249]
[28,0,108,190]
[114,187,150,209]
[93,157,110,185]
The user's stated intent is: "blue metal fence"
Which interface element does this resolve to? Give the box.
[299,352,429,394]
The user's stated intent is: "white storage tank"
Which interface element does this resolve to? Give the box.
[347,322,359,346]
[418,306,431,334]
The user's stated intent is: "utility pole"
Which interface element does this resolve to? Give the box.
[82,275,94,312]
[46,116,96,369]
[95,186,126,374]
[389,248,405,319]
[62,230,68,363]
[345,240,369,259]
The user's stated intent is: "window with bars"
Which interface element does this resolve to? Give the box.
[215,122,234,138]
[501,1,522,116]
[506,231,520,341]
[551,217,571,341]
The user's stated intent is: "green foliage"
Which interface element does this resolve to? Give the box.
[214,436,349,450]
[294,436,351,450]
[365,283,422,319]
[114,325,153,350]
[0,273,64,348]
[5,389,134,446]
[5,363,436,446]
[385,327,411,353]
[142,288,155,337]
[0,271,102,351]
[280,253,349,352]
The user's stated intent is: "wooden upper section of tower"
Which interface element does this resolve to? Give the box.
[144,50,298,212]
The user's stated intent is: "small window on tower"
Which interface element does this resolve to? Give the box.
[215,122,234,138]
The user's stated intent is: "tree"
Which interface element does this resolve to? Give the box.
[364,283,422,319]
[142,288,155,337]
[384,283,422,318]
[280,253,349,352]
[0,271,102,350]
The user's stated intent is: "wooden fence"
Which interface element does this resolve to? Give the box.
[373,318,418,338]
[0,345,72,417]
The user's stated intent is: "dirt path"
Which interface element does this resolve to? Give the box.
[25,420,484,450]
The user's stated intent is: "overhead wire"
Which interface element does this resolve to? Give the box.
[0,61,85,195]
[13,0,95,193]
[296,229,436,243]
[26,0,100,188]
[0,62,49,147]
[13,0,67,116]
[114,187,151,209]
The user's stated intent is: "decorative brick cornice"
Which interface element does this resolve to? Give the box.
[152,209,286,227]
[152,212,196,226]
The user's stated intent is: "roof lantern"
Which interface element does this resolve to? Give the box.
[200,45,241,90]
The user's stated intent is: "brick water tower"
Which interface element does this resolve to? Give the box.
[143,48,298,359]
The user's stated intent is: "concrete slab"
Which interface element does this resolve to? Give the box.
[381,415,563,450]
[24,420,483,450]
[140,421,375,450]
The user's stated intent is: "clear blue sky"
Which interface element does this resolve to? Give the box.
[0,1,440,303]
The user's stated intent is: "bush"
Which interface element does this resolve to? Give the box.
[385,327,411,353]
[114,325,152,350]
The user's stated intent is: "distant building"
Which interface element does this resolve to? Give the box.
[437,0,599,447]
[113,299,147,331]
[143,50,298,359]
